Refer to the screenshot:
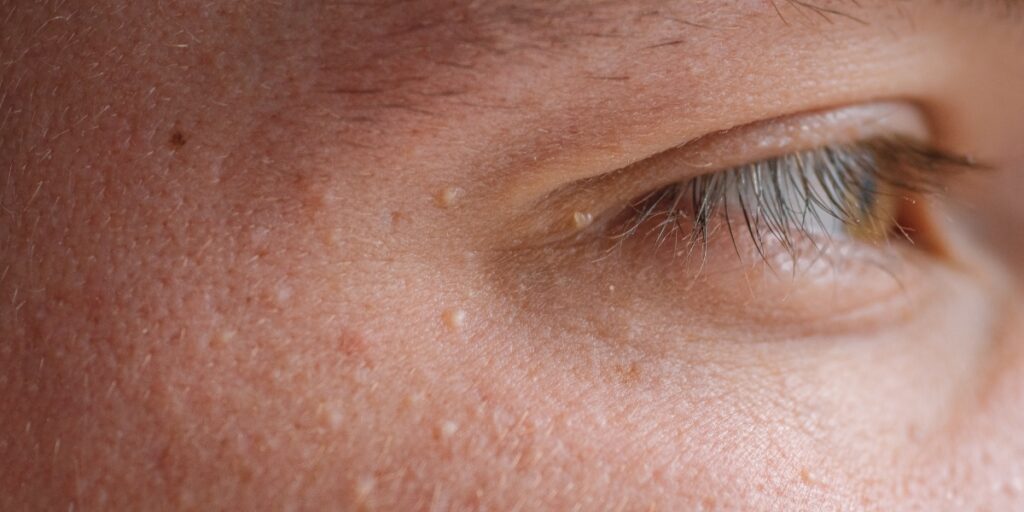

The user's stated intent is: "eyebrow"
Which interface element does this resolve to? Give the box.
[769,0,1022,22]
[428,0,1024,67]
[343,0,1022,59]
[480,0,1024,30]
[324,0,1021,110]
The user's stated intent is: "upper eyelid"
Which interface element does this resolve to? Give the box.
[506,133,983,251]
[528,102,931,205]
[487,101,991,253]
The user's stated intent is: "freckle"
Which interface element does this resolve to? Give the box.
[436,186,465,208]
[390,211,408,229]
[442,308,466,331]
[572,211,593,230]
[800,467,819,486]
[615,361,642,385]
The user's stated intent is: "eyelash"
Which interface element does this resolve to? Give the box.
[608,136,980,259]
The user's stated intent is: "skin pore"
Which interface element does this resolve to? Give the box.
[2,0,1024,510]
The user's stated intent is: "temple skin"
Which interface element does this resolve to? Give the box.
[1,1,1024,510]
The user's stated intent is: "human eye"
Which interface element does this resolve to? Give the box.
[494,102,995,337]
[608,134,977,263]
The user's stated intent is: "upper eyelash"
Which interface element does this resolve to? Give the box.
[609,135,982,260]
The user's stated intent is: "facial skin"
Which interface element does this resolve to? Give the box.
[2,0,1024,510]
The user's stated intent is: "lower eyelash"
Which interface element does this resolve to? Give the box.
[610,136,981,261]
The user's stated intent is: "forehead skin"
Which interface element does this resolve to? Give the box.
[1,1,1024,511]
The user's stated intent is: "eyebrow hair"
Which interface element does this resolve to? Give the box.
[484,0,1024,29]
[322,0,1021,113]
[344,0,1022,55]
[932,0,1023,19]
[462,0,1024,61]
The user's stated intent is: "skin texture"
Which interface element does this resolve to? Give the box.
[1,1,1023,510]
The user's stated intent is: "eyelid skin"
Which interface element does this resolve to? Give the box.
[500,102,935,246]
[679,102,931,171]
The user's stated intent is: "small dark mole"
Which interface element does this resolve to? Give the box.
[169,130,188,149]
[390,211,409,230]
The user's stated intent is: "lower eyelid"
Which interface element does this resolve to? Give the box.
[497,213,956,341]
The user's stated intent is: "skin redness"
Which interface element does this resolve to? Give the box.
[2,1,1024,510]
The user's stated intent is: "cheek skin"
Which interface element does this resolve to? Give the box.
[2,3,1024,512]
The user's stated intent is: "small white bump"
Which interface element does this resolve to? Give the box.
[355,475,376,500]
[572,211,594,230]
[326,407,344,429]
[440,420,458,439]
[276,284,293,304]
